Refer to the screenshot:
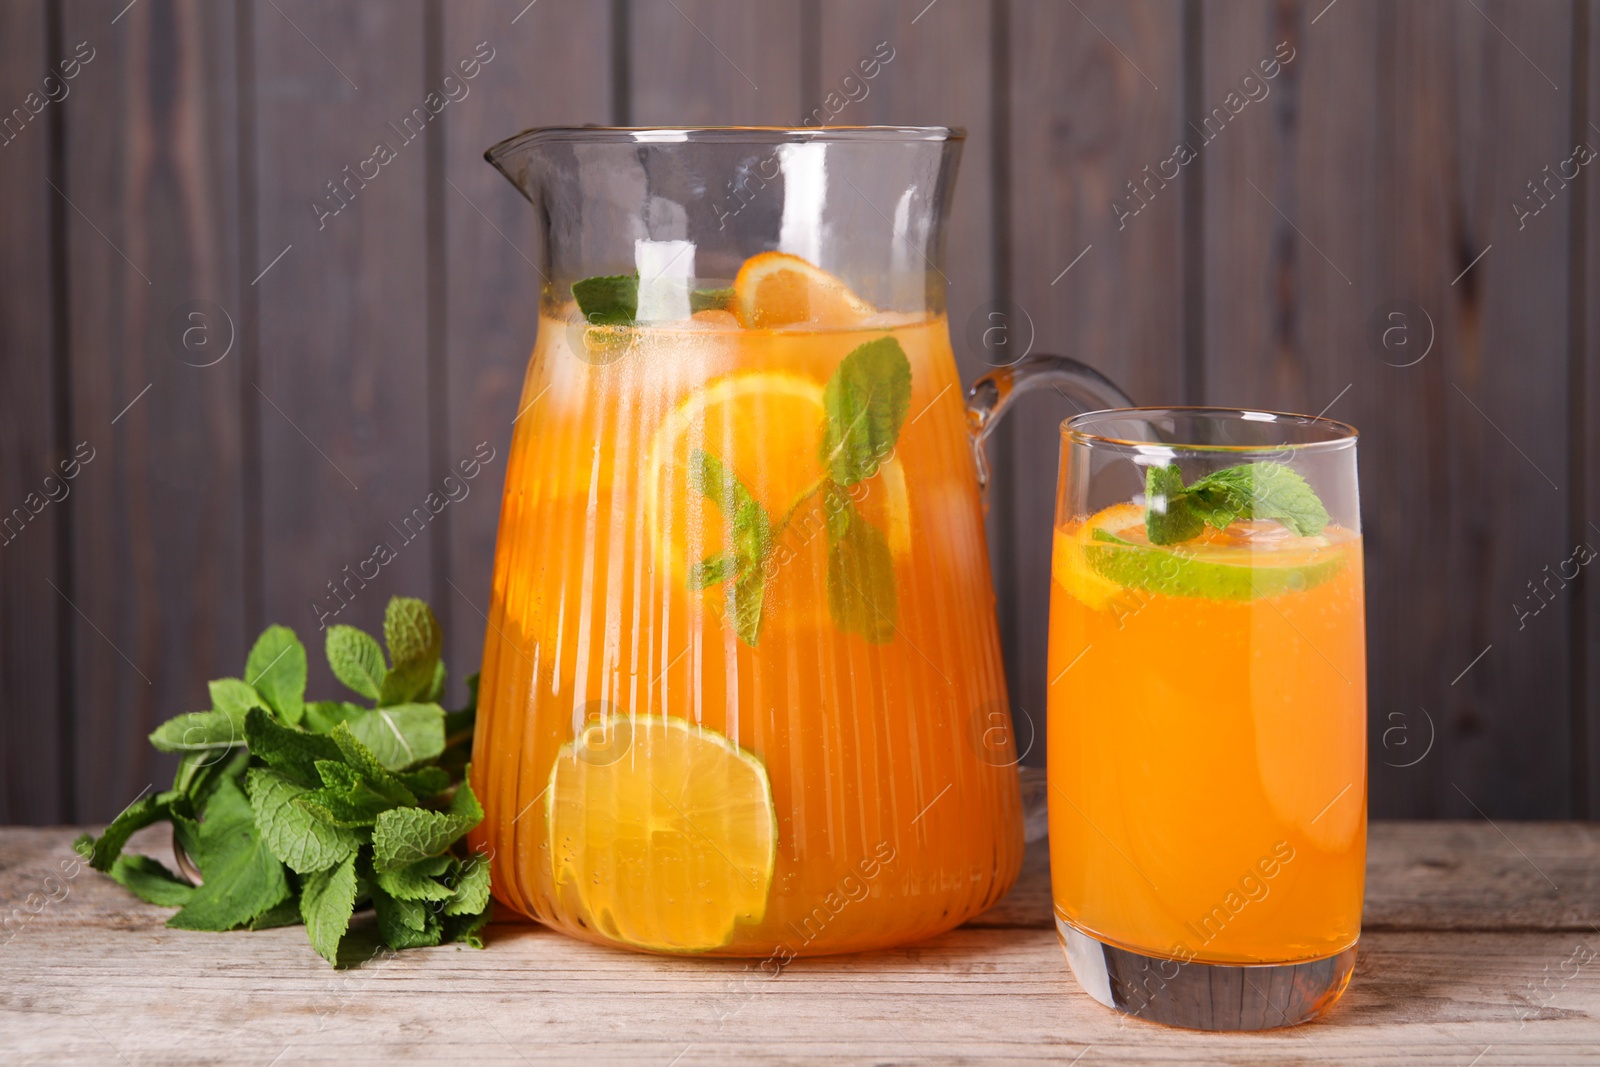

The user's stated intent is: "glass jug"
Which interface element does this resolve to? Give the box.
[470,126,1130,957]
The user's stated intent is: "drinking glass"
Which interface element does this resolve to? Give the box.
[1048,407,1366,1029]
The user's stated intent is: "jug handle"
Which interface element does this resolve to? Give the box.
[965,354,1134,493]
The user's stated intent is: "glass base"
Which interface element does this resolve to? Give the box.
[1058,918,1357,1031]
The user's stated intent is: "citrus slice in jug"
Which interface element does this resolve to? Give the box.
[731,251,877,329]
[645,370,912,596]
[547,716,777,952]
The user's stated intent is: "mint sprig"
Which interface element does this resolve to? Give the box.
[571,272,735,324]
[1143,460,1330,545]
[75,596,490,966]
[688,336,912,646]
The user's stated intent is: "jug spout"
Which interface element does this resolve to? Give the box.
[483,126,965,319]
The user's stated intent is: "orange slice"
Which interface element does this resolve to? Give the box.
[731,252,876,330]
[645,371,911,628]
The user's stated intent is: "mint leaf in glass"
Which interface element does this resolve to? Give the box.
[1187,461,1329,537]
[1143,460,1330,545]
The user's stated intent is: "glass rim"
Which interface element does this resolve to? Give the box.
[486,124,963,164]
[1062,406,1359,454]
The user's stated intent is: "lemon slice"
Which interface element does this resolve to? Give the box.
[731,252,877,329]
[1080,504,1349,601]
[547,716,777,952]
[645,371,911,587]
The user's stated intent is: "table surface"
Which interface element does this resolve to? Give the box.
[3,821,1598,1065]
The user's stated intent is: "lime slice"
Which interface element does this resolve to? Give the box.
[1079,505,1348,601]
[547,716,777,953]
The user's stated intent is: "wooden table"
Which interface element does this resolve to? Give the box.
[3,822,1597,1065]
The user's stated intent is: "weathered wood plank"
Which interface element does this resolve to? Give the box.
[629,0,803,124]
[0,1,66,824]
[60,0,247,821]
[1201,0,1577,818]
[1,825,1597,1065]
[251,1,432,695]
[1583,0,1600,820]
[438,0,612,706]
[1004,1,1185,762]
[1389,0,1575,818]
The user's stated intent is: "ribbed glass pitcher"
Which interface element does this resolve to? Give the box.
[468,126,1129,957]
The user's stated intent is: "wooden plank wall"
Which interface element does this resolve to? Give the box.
[0,0,1594,825]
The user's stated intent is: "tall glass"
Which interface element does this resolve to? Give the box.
[470,126,1130,957]
[1047,408,1366,1029]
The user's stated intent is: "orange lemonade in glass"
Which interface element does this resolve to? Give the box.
[1047,408,1366,1029]
[469,252,1023,956]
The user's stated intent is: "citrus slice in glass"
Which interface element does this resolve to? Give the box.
[546,716,777,952]
[645,370,911,593]
[1053,503,1140,610]
[731,252,877,329]
[1080,504,1349,601]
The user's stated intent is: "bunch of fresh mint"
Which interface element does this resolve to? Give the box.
[74,596,491,966]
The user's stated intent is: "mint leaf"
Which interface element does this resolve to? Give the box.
[246,707,344,787]
[571,273,638,325]
[372,883,444,950]
[372,808,476,872]
[326,625,386,701]
[1188,461,1330,537]
[444,855,492,917]
[299,853,358,965]
[397,765,451,799]
[448,773,484,824]
[689,449,773,645]
[80,790,178,871]
[108,853,194,907]
[819,337,912,487]
[249,898,303,930]
[149,711,244,754]
[344,704,446,771]
[172,747,249,805]
[690,286,734,313]
[167,777,290,931]
[688,553,739,590]
[425,659,446,703]
[302,699,364,735]
[1143,465,1207,546]
[375,856,456,902]
[825,499,898,643]
[246,767,360,874]
[329,722,418,807]
[370,778,482,872]
[1142,461,1331,545]
[209,677,267,721]
[245,625,307,724]
[380,598,443,706]
[293,786,393,827]
[444,906,493,948]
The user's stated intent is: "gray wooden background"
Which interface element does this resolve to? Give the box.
[1,0,1596,825]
